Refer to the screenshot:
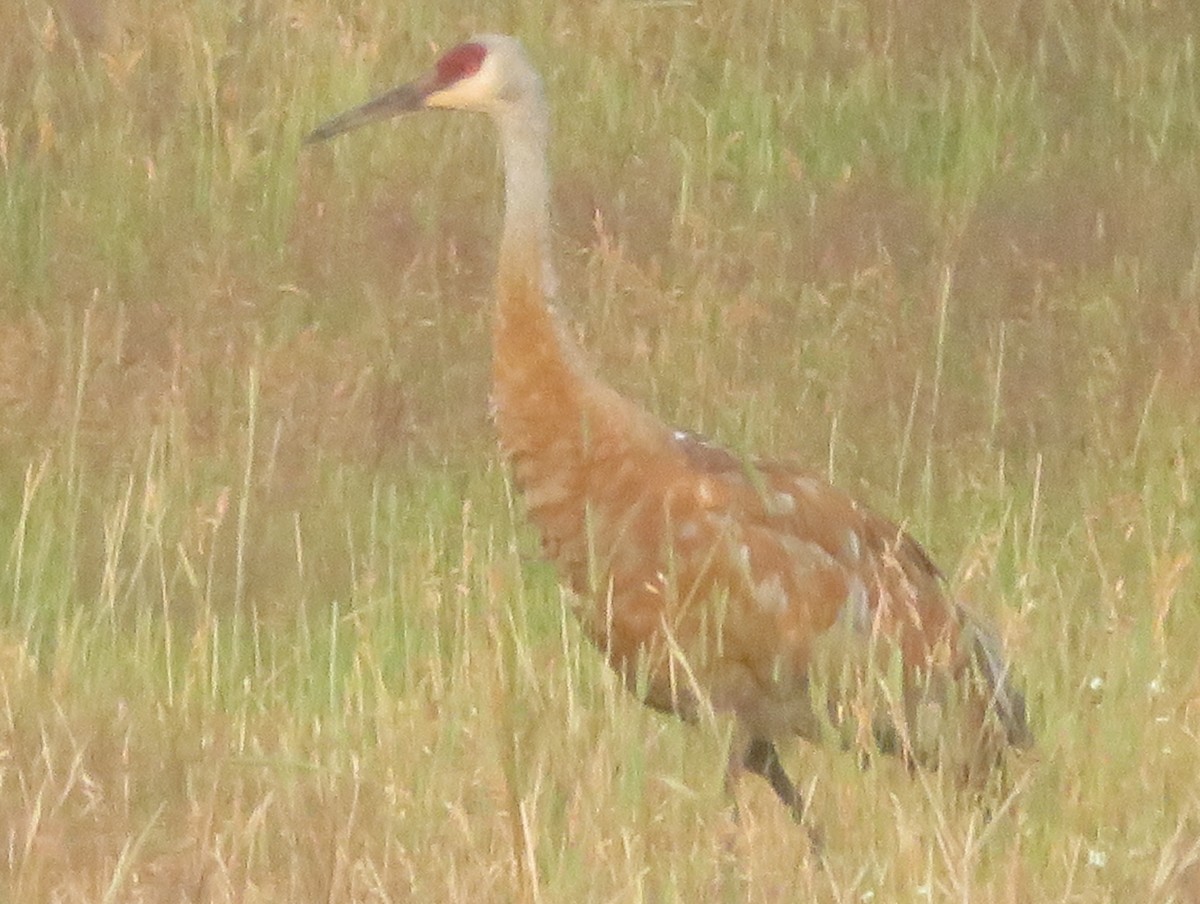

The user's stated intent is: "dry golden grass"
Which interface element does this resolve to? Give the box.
[2,0,1199,900]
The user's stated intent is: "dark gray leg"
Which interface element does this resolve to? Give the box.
[726,734,824,853]
[743,738,805,821]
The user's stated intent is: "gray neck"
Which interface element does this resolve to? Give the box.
[494,94,558,298]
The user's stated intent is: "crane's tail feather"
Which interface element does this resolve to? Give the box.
[959,605,1033,749]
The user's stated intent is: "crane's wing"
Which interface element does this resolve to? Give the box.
[666,426,946,633]
[638,427,1029,753]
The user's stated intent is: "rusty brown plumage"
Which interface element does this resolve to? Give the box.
[307,34,1031,831]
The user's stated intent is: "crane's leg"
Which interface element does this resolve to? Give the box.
[724,731,824,853]
[743,738,805,820]
[725,730,804,820]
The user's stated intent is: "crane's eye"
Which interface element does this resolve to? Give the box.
[436,43,487,88]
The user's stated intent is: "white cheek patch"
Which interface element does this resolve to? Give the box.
[426,63,500,110]
[426,81,485,109]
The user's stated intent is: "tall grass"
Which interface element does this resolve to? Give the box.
[2,0,1199,899]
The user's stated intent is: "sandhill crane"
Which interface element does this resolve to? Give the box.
[306,34,1031,830]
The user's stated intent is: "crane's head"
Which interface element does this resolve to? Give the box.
[305,35,541,145]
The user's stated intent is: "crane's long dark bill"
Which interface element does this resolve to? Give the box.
[305,80,428,145]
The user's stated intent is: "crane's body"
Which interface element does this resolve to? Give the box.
[307,34,1030,824]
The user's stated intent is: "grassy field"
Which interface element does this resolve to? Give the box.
[3,0,1200,899]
